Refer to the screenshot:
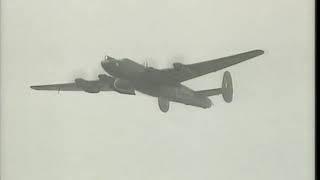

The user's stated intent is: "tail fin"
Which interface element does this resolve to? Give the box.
[195,71,233,103]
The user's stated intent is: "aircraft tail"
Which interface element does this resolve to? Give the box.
[195,71,233,103]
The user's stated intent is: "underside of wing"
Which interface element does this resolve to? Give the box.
[31,83,82,91]
[161,49,264,82]
[31,75,115,93]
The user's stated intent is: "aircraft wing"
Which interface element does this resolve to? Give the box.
[31,76,114,93]
[160,49,264,82]
[31,82,83,91]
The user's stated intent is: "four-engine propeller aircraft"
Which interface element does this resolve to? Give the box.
[31,49,264,112]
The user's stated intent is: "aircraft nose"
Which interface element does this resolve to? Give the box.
[101,60,108,68]
[101,55,112,66]
[104,55,113,62]
[101,59,111,72]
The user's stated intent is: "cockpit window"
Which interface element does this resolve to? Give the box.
[104,55,111,62]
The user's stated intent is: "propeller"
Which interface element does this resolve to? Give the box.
[143,55,186,70]
[171,54,185,62]
[144,57,156,69]
[167,54,186,69]
[69,55,109,81]
[70,69,88,81]
[144,61,149,68]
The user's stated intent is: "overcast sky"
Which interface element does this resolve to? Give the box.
[1,0,314,180]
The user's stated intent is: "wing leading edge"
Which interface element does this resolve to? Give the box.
[161,49,264,82]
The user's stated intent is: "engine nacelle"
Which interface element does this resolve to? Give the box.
[113,78,135,95]
[98,74,114,83]
[173,63,193,74]
[75,78,100,93]
[173,63,184,71]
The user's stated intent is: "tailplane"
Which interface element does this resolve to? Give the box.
[195,71,233,103]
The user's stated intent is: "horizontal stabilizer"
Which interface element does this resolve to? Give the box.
[195,88,221,97]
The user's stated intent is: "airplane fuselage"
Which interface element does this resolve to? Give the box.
[101,58,212,108]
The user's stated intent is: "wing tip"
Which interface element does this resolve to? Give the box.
[253,49,265,55]
[30,86,41,90]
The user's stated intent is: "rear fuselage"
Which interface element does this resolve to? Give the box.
[101,58,212,108]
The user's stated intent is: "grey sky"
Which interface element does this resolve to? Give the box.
[1,0,314,180]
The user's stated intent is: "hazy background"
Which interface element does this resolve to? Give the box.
[1,0,314,180]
